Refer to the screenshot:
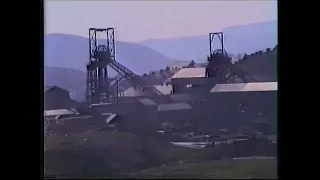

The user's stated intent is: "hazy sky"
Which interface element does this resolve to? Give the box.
[45,1,277,42]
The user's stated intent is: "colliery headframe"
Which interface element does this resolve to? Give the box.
[86,28,262,104]
[86,28,115,104]
[44,27,277,137]
[206,32,259,83]
[209,32,225,56]
[86,28,168,104]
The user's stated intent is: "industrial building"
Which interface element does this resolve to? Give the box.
[44,86,80,110]
[169,67,219,94]
[118,84,173,97]
[44,28,277,139]
[194,82,277,134]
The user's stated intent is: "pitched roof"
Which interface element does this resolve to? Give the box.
[44,85,69,93]
[210,82,278,93]
[44,109,78,116]
[44,86,55,92]
[171,68,206,79]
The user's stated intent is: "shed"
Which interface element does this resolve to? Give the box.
[195,86,277,134]
[44,109,78,117]
[170,68,211,94]
[171,68,206,79]
[44,86,80,110]
[45,86,70,98]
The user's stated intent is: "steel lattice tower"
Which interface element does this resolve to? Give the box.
[86,28,115,104]
[86,27,171,104]
[209,32,226,56]
[207,32,257,83]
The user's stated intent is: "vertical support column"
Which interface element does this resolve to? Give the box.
[86,28,116,104]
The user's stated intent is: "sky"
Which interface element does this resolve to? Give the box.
[45,1,277,42]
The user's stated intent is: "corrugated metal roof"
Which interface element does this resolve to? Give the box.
[171,68,206,79]
[138,98,157,105]
[158,103,193,111]
[210,82,277,92]
[243,82,277,91]
[44,109,78,116]
[120,85,172,97]
[210,83,247,92]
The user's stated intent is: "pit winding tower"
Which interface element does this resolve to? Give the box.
[86,28,168,104]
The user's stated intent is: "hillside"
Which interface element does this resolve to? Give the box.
[45,131,216,178]
[139,21,277,61]
[127,159,277,179]
[45,34,176,74]
[45,21,277,101]
[236,47,277,82]
[45,46,277,102]
[44,66,175,102]
[44,66,86,101]
[45,131,276,178]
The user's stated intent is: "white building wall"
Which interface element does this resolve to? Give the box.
[119,85,173,97]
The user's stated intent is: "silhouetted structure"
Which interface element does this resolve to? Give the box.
[44,86,80,110]
[86,28,115,103]
[206,32,259,83]
[206,32,230,80]
[86,28,170,104]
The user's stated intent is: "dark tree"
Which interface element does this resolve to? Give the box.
[243,53,247,60]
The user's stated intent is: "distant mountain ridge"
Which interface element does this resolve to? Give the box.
[44,66,86,101]
[139,21,277,61]
[44,65,175,102]
[44,21,277,102]
[45,34,176,74]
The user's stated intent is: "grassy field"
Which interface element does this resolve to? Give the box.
[125,159,277,179]
[44,131,218,178]
[44,131,277,179]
